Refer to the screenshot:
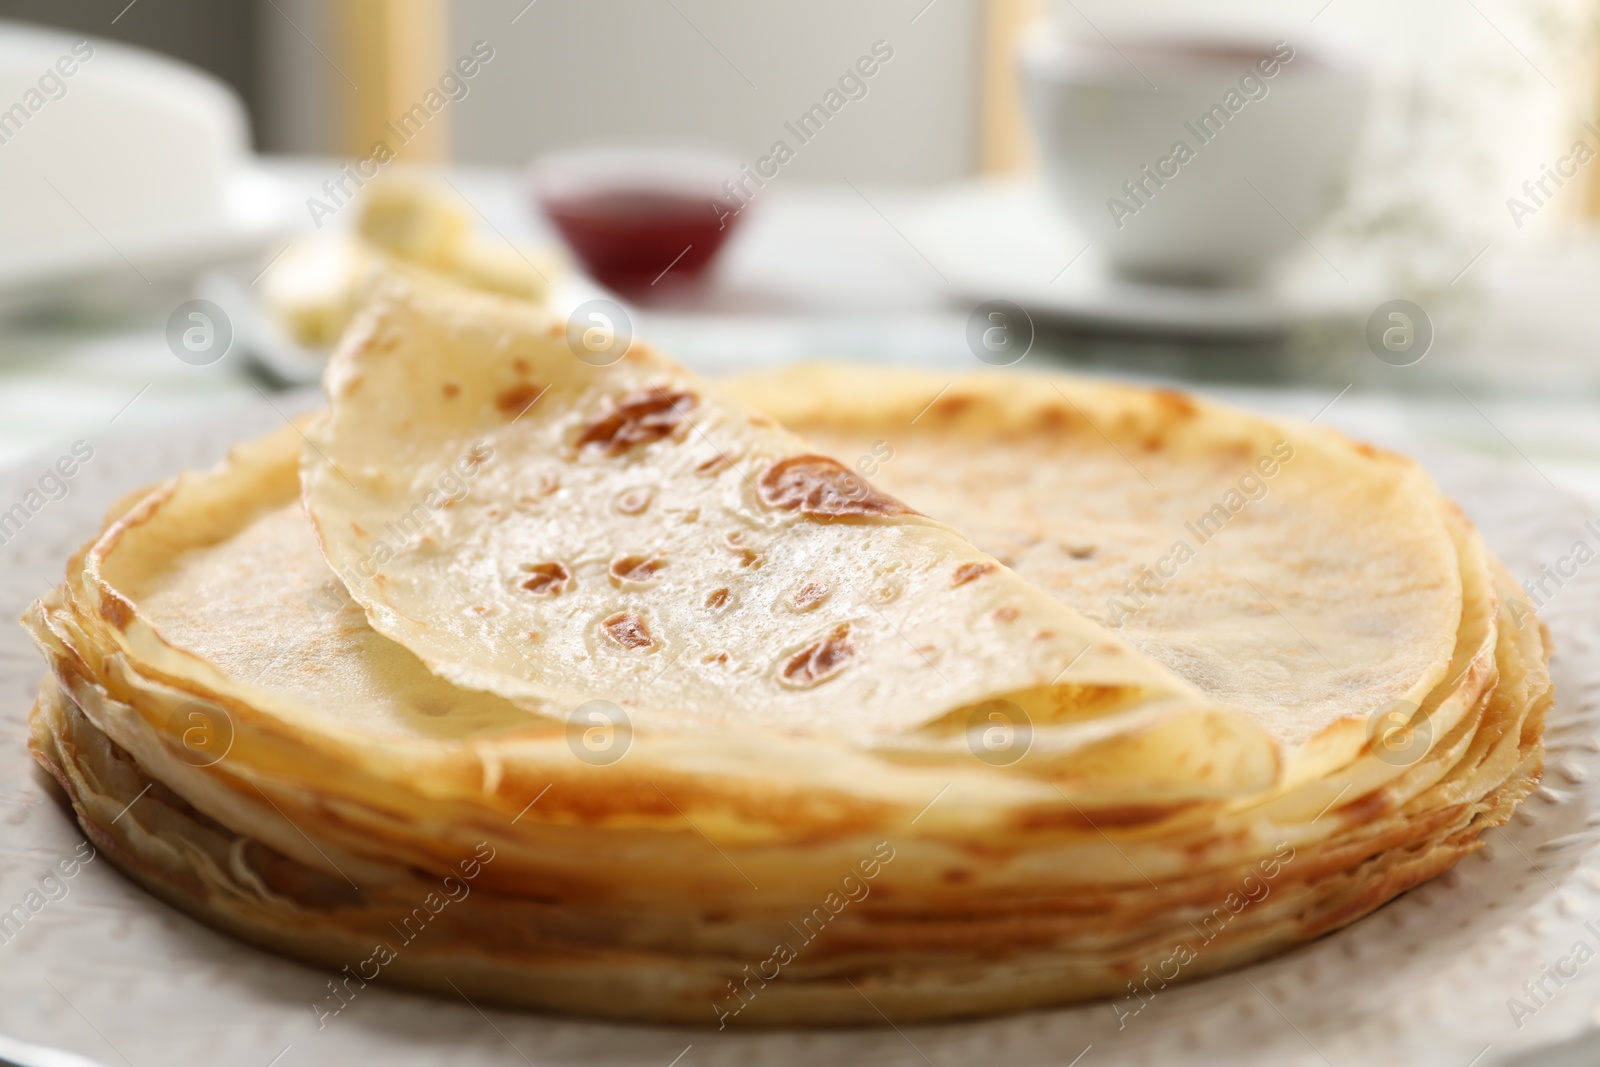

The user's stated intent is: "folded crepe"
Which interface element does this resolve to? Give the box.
[21,277,1549,1026]
[299,283,1280,792]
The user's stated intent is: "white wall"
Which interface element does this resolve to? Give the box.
[446,0,982,182]
[254,0,339,156]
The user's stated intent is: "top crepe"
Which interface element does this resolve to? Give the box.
[721,364,1468,784]
[301,276,1276,789]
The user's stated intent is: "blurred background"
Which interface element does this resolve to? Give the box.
[3,0,1600,493]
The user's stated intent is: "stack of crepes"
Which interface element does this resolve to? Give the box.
[24,275,1550,1027]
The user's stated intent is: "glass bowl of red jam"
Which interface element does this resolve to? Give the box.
[530,145,745,293]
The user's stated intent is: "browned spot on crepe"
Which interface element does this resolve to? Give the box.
[724,531,762,568]
[695,449,739,476]
[496,382,545,417]
[792,582,829,610]
[953,561,997,587]
[601,610,655,650]
[780,623,856,688]
[519,561,571,596]
[617,487,654,514]
[609,554,666,586]
[576,389,697,456]
[757,455,915,520]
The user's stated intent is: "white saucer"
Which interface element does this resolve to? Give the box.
[907,177,1380,337]
[0,167,295,320]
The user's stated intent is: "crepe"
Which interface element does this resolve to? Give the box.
[299,279,1280,796]
[722,364,1468,785]
[20,283,1549,1027]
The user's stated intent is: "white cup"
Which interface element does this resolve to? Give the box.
[1019,30,1369,286]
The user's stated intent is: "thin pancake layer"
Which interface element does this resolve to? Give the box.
[301,278,1272,775]
[723,364,1465,782]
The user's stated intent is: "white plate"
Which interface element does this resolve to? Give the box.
[0,167,295,320]
[907,179,1382,338]
[0,21,299,321]
[0,401,1597,1067]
